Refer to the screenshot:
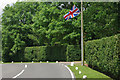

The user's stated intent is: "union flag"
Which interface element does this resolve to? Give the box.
[64,5,80,20]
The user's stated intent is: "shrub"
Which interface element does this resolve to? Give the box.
[24,47,35,62]
[46,45,67,61]
[24,45,81,62]
[24,46,47,62]
[85,34,120,79]
[67,45,81,61]
[24,45,67,62]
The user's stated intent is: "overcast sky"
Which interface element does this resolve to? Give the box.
[0,0,18,16]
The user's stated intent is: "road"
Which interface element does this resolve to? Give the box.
[1,63,74,80]
[0,64,2,80]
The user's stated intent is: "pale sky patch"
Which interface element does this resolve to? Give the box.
[0,0,18,16]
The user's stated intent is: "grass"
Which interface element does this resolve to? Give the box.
[68,63,112,80]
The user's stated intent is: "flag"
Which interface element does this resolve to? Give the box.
[64,5,80,20]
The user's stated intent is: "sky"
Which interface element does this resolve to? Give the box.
[0,0,18,16]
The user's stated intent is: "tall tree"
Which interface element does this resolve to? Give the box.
[83,2,119,40]
[2,2,119,62]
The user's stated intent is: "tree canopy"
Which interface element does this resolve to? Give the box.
[2,2,119,61]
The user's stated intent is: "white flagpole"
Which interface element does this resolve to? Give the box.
[81,0,84,66]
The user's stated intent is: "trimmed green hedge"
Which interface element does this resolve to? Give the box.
[24,46,47,62]
[24,45,81,62]
[24,45,67,62]
[85,34,120,79]
[66,45,81,61]
[46,45,67,61]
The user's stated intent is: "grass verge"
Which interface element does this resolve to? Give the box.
[68,63,112,80]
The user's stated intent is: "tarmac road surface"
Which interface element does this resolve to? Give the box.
[0,64,2,80]
[1,63,74,80]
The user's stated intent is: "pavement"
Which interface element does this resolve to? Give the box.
[1,63,74,80]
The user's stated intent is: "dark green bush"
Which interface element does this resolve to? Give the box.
[24,45,67,62]
[66,45,81,61]
[85,34,120,79]
[24,47,35,62]
[24,46,47,62]
[46,45,67,61]
[24,45,81,62]
[38,46,47,61]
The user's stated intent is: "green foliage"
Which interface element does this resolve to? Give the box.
[0,15,2,61]
[24,45,67,62]
[0,25,1,53]
[24,45,81,62]
[2,2,39,62]
[2,2,119,45]
[24,47,33,61]
[2,2,119,64]
[11,34,25,54]
[46,45,67,61]
[83,2,119,40]
[32,2,80,45]
[85,34,120,79]
[67,45,81,61]
[24,46,47,62]
[2,32,14,62]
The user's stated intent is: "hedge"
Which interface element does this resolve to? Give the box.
[85,34,120,79]
[46,45,67,61]
[66,45,81,61]
[24,45,67,62]
[24,45,81,62]
[24,46,47,62]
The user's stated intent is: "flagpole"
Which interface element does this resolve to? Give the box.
[81,0,84,66]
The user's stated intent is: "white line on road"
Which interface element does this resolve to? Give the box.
[12,70,24,78]
[12,64,27,78]
[64,65,75,79]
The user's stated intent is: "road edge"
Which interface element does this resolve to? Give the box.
[64,65,75,79]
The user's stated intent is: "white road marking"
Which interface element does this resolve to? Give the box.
[12,64,27,78]
[64,65,75,79]
[12,70,24,78]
